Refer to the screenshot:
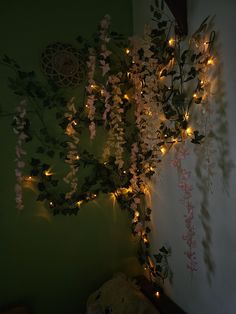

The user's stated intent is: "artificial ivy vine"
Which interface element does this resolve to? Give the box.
[1,1,216,283]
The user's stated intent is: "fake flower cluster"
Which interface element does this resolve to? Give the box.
[99,14,111,76]
[64,98,80,199]
[85,49,97,140]
[172,144,197,272]
[13,100,28,210]
[103,73,126,169]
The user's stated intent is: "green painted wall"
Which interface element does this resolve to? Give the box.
[0,1,142,313]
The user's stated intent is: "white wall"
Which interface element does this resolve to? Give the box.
[133,1,236,313]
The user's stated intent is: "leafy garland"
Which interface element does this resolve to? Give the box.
[1,2,216,283]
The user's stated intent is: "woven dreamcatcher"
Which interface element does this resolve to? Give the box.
[41,42,84,87]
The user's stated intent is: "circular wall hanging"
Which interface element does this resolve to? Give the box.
[41,42,84,87]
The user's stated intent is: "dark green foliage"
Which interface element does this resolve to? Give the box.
[153,246,171,281]
[191,131,205,144]
[0,2,214,285]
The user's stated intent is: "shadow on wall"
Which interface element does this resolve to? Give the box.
[194,20,234,283]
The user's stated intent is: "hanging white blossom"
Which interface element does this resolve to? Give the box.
[63,98,80,200]
[13,100,28,210]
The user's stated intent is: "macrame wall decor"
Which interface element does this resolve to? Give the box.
[41,42,84,87]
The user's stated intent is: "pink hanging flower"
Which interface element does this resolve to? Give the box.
[85,49,97,140]
[172,145,198,272]
[89,122,96,140]
[99,15,111,77]
[100,14,111,30]
[63,98,80,199]
[14,100,28,210]
[100,60,110,76]
[134,222,143,234]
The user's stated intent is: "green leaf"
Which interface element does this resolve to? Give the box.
[2,54,11,63]
[159,246,169,254]
[191,54,196,62]
[184,76,194,82]
[196,52,203,60]
[181,120,188,130]
[194,16,210,35]
[146,208,152,215]
[172,94,185,107]
[30,158,40,166]
[37,182,46,191]
[181,50,189,63]
[154,11,162,20]
[161,0,164,10]
[42,164,50,170]
[168,70,176,76]
[31,168,39,176]
[194,97,202,104]
[191,130,205,144]
[154,253,163,263]
[162,267,169,279]
[156,265,162,273]
[188,67,197,77]
[173,75,181,81]
[158,21,167,28]
[163,105,176,119]
[138,48,144,59]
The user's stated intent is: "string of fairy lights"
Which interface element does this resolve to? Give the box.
[11,9,216,283]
